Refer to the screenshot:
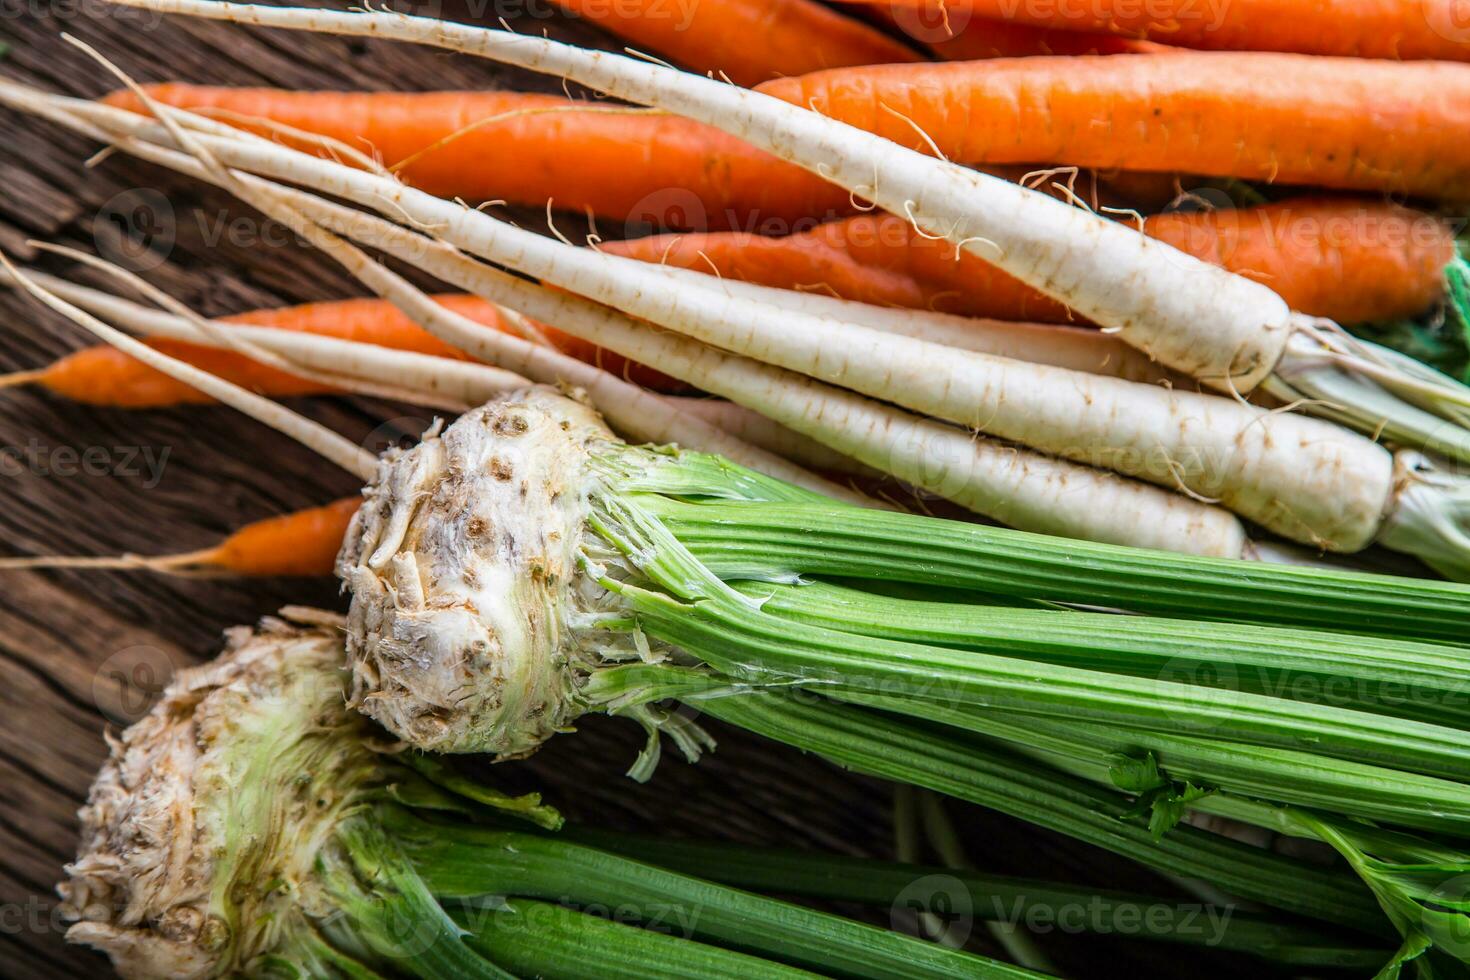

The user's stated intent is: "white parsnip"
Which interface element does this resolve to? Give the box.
[0,82,1253,558]
[0,268,872,479]
[28,86,1388,551]
[0,267,525,412]
[627,261,1178,386]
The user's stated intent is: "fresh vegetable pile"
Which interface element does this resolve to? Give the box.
[7,0,1470,976]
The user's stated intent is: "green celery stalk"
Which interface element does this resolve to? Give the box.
[454,899,819,980]
[563,827,1389,970]
[391,808,1031,980]
[640,496,1470,641]
[586,665,1383,934]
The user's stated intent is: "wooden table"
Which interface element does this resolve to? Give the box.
[0,4,1255,976]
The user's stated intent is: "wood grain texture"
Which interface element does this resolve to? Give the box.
[0,3,1267,977]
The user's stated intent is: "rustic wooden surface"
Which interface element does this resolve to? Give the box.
[0,4,1290,977]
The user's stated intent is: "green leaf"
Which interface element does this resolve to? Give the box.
[1373,930,1432,979]
[1108,751,1165,793]
[1147,781,1214,841]
[402,754,563,830]
[1110,751,1215,841]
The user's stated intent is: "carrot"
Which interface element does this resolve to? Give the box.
[607,200,1460,326]
[544,0,919,87]
[926,18,1167,59]
[4,294,684,406]
[10,340,342,407]
[196,496,359,575]
[603,216,1071,322]
[861,5,1164,59]
[102,85,851,229]
[831,0,1470,63]
[101,84,1185,227]
[755,54,1470,200]
[0,497,361,576]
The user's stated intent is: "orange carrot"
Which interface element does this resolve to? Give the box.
[606,199,1459,326]
[926,18,1167,59]
[756,54,1470,199]
[202,496,360,575]
[0,497,360,577]
[5,294,683,408]
[102,85,851,229]
[545,0,919,87]
[831,0,1470,62]
[862,5,1164,59]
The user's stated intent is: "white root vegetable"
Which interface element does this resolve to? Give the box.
[625,259,1179,386]
[1,87,859,502]
[109,0,1470,468]
[28,87,1389,553]
[670,398,879,478]
[0,83,1253,559]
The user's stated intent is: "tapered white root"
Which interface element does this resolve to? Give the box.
[672,398,879,478]
[0,79,857,502]
[628,258,1179,386]
[0,266,525,412]
[5,264,875,480]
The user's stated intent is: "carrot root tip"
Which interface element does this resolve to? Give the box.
[0,368,45,390]
[0,548,219,574]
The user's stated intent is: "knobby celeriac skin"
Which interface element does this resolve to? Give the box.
[339,388,644,756]
[57,619,385,978]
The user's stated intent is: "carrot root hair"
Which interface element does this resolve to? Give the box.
[0,369,44,390]
[0,547,220,574]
